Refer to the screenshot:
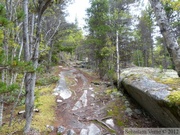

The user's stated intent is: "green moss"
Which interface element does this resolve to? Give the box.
[168,91,180,105]
[106,101,125,127]
[36,76,59,86]
[154,78,180,91]
[105,88,117,95]
[0,121,25,134]
[32,84,56,132]
[32,95,56,132]
[116,120,124,126]
[1,85,56,134]
[127,74,142,82]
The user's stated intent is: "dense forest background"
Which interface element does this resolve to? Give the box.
[0,0,179,133]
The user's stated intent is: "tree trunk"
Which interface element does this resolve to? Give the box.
[0,95,3,126]
[149,0,180,77]
[24,73,35,133]
[30,13,35,58]
[24,0,53,132]
[23,0,35,133]
[116,30,120,87]
[0,70,5,127]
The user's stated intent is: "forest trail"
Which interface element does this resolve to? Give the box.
[49,64,160,135]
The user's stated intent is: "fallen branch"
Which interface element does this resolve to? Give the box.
[0,66,8,71]
[94,118,115,132]
[101,116,113,121]
[79,117,115,132]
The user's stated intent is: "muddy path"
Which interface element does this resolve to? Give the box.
[49,66,161,135]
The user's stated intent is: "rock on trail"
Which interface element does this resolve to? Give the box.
[49,66,161,135]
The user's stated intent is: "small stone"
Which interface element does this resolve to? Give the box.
[134,109,142,115]
[110,94,115,99]
[118,92,123,97]
[121,97,126,102]
[57,126,65,134]
[46,125,54,131]
[90,94,95,97]
[67,129,76,135]
[105,119,115,127]
[57,99,62,103]
[90,103,95,106]
[112,91,118,96]
[88,123,101,135]
[125,101,129,104]
[124,101,130,107]
[125,108,133,116]
[80,129,88,135]
[53,92,59,96]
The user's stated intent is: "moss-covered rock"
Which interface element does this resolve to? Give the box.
[119,67,180,127]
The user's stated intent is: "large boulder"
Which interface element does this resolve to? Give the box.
[119,67,180,127]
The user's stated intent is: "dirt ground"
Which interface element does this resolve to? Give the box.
[49,66,161,135]
[1,65,161,135]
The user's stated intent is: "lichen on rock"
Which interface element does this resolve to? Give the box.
[119,67,180,127]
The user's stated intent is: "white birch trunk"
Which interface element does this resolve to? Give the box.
[149,0,180,76]
[0,95,3,127]
[23,0,30,61]
[0,71,5,127]
[116,30,120,87]
[30,13,35,58]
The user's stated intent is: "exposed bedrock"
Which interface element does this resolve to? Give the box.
[119,67,180,127]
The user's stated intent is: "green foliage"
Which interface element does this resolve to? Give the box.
[0,82,19,94]
[162,0,180,11]
[132,50,144,66]
[3,88,25,104]
[16,9,25,21]
[59,45,75,53]
[8,60,35,73]
[100,46,115,57]
[86,0,113,78]
[36,76,59,86]
[0,3,9,27]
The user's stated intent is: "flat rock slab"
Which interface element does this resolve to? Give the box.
[120,67,180,127]
[72,90,88,110]
[53,71,72,99]
[80,124,101,135]
[88,123,101,135]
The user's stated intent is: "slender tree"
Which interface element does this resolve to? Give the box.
[137,9,154,67]
[23,0,56,133]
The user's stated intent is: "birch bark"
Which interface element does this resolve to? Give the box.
[0,95,3,126]
[116,30,120,87]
